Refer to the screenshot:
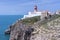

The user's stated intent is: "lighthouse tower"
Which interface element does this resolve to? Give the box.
[34,5,38,12]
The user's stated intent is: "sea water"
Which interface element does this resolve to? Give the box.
[0,15,23,40]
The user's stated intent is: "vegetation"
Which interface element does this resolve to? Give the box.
[21,16,40,24]
[41,14,60,29]
[21,14,60,25]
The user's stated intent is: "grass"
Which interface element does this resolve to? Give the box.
[39,14,60,29]
[21,16,40,24]
[42,23,48,29]
[21,14,60,26]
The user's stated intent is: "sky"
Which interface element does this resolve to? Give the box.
[0,0,60,15]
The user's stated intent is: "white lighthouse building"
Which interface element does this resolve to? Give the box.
[22,5,51,19]
[22,5,42,19]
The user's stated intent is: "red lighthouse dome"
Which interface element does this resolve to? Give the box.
[34,5,38,12]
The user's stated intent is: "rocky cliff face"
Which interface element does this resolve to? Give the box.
[30,18,60,40]
[5,14,60,40]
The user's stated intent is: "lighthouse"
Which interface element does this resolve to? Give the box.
[34,5,38,12]
[22,5,42,19]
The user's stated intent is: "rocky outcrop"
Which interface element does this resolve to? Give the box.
[5,14,60,40]
[8,20,35,40]
[30,15,60,40]
[5,28,10,34]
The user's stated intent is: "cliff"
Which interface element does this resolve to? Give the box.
[5,14,60,40]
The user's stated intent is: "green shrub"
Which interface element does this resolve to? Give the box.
[21,16,40,24]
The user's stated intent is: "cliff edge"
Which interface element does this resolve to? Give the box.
[5,14,60,40]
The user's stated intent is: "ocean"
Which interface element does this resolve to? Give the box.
[0,15,23,40]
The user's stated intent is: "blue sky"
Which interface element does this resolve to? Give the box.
[0,0,60,15]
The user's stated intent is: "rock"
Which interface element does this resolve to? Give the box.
[5,28,10,34]
[5,25,12,34]
[24,27,34,40]
[5,15,60,40]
